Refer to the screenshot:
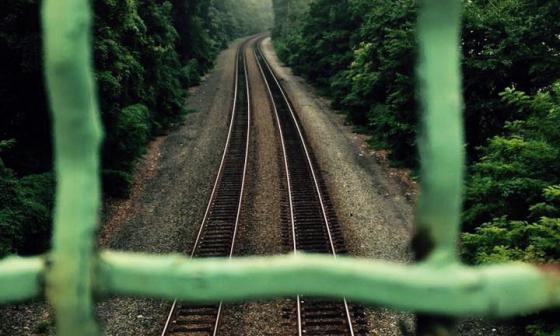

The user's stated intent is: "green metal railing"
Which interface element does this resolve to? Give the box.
[0,0,558,335]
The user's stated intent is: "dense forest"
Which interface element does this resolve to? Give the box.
[0,0,272,258]
[272,0,559,334]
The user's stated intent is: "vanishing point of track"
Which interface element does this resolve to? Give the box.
[161,38,251,336]
[254,39,368,336]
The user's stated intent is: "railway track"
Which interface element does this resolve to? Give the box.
[161,38,252,336]
[161,36,367,336]
[254,39,368,336]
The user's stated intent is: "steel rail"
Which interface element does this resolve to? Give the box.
[252,39,302,336]
[161,37,252,336]
[212,37,252,336]
[254,38,358,336]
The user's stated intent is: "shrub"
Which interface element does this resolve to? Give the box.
[113,104,151,163]
[464,83,560,230]
[181,59,202,87]
[273,0,560,167]
[0,161,54,257]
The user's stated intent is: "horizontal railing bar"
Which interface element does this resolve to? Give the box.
[98,251,560,318]
[0,256,44,303]
[1,252,558,317]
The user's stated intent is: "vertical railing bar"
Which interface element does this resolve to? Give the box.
[415,0,465,267]
[42,0,102,335]
[415,0,464,334]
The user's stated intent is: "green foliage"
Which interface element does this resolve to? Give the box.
[174,0,273,71]
[462,214,560,264]
[526,317,560,336]
[0,163,23,257]
[0,0,51,174]
[1,0,273,257]
[274,0,417,165]
[273,0,560,166]
[182,59,202,87]
[462,85,560,319]
[0,140,16,152]
[462,0,560,157]
[272,0,311,39]
[92,0,184,196]
[274,0,359,90]
[0,159,54,257]
[464,83,560,230]
[107,104,151,172]
[334,1,417,166]
[462,191,560,336]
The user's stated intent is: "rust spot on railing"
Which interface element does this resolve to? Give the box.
[537,264,560,277]
[537,263,560,306]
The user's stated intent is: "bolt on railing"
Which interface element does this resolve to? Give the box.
[0,0,559,335]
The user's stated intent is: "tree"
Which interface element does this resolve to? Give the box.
[0,0,273,257]
[464,82,560,230]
